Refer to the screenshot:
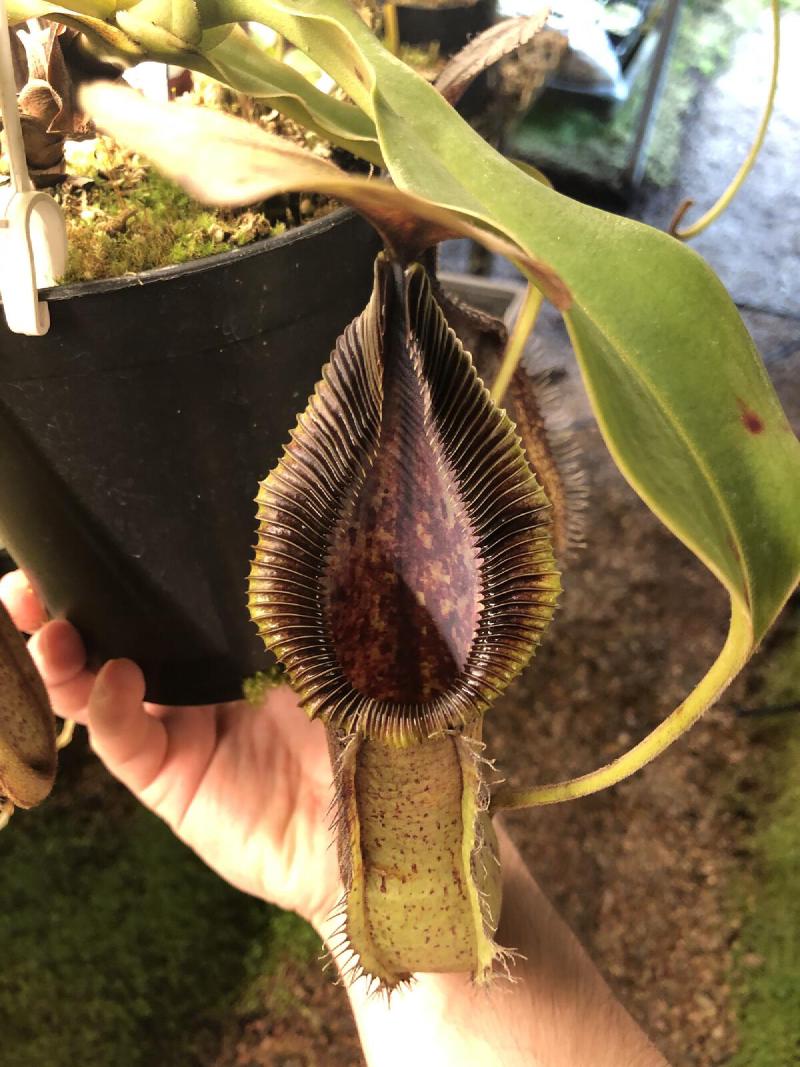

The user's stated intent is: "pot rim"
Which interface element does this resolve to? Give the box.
[35,205,358,304]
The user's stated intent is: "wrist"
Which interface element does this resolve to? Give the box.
[322,822,668,1067]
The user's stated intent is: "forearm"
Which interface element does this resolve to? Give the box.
[322,825,668,1067]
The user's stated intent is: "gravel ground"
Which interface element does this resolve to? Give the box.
[640,10,800,319]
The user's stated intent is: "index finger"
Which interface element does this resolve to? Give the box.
[0,570,49,634]
[28,621,95,725]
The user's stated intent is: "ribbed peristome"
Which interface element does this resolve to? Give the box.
[249,256,560,744]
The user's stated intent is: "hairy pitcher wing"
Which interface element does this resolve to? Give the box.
[249,256,560,744]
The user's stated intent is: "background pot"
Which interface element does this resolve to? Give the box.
[396,1,497,118]
[0,208,381,705]
[395,0,497,54]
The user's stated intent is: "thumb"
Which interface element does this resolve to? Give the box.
[88,659,168,796]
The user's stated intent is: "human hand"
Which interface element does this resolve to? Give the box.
[0,570,341,931]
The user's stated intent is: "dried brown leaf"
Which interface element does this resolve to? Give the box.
[80,82,570,307]
[434,11,560,107]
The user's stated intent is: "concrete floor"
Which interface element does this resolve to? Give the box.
[640,9,800,321]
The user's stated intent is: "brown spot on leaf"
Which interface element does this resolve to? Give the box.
[737,398,764,434]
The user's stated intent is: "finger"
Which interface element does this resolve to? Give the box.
[0,570,48,633]
[143,701,182,720]
[137,705,218,824]
[88,659,168,795]
[29,621,94,723]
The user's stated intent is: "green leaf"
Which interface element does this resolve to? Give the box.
[5,1,383,162]
[220,0,800,799]
[6,0,118,21]
[179,26,383,164]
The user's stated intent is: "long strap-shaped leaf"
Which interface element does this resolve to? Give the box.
[82,82,568,303]
[218,0,800,804]
[190,25,382,163]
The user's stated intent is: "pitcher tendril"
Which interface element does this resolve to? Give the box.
[670,0,780,241]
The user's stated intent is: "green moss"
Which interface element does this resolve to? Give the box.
[55,138,285,284]
[236,909,323,1020]
[398,40,444,80]
[242,664,287,705]
[54,131,339,283]
[726,614,800,1066]
[0,737,314,1067]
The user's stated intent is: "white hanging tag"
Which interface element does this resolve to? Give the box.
[123,61,170,102]
[0,0,67,336]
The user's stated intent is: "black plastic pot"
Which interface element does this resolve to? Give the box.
[0,209,381,705]
[396,0,496,55]
[396,1,497,119]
